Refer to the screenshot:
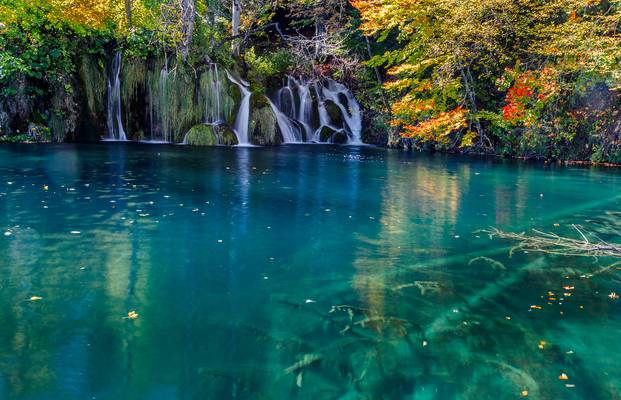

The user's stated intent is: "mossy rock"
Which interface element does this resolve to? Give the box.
[250,106,281,145]
[184,124,218,146]
[216,125,239,146]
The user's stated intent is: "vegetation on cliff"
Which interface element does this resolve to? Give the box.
[1,0,621,162]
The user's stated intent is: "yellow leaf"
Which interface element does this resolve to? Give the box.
[125,311,139,319]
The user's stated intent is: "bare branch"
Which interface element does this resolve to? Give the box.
[483,227,621,258]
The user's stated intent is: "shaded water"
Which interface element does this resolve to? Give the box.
[0,144,620,399]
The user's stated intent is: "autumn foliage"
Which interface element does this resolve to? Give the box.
[352,0,621,158]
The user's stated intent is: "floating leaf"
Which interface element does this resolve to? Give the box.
[125,311,139,319]
[559,373,569,380]
[28,296,43,301]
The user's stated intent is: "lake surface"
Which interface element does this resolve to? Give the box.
[0,143,620,399]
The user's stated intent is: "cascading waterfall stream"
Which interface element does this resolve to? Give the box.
[206,64,223,125]
[179,63,229,145]
[158,66,170,143]
[293,77,314,140]
[225,71,252,146]
[106,51,127,141]
[101,56,362,146]
[314,81,344,142]
[267,97,303,143]
[268,76,363,145]
[321,79,363,144]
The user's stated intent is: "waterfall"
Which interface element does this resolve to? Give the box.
[268,77,305,143]
[294,77,314,140]
[321,79,363,144]
[225,71,251,146]
[106,51,127,141]
[159,66,170,142]
[206,64,223,125]
[266,97,303,143]
[314,81,343,142]
[268,76,363,144]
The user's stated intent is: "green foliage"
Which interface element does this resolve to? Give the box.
[0,134,31,143]
[245,47,292,79]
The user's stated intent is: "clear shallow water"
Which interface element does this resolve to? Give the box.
[0,144,620,399]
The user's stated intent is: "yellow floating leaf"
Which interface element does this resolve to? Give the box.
[28,296,43,301]
[521,390,529,397]
[125,311,139,319]
[559,373,569,380]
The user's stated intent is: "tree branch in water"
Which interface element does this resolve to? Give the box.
[483,225,621,258]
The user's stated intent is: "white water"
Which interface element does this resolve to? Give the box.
[294,77,314,140]
[266,97,303,143]
[159,66,170,142]
[321,79,363,144]
[206,64,223,125]
[314,81,343,142]
[106,51,127,141]
[268,76,363,144]
[226,71,251,146]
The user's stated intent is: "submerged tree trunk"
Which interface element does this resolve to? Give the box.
[231,0,241,56]
[180,0,195,60]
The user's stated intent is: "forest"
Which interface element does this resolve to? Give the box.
[1,0,620,162]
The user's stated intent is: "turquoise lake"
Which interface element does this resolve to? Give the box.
[0,143,620,399]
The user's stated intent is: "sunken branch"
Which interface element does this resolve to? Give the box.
[484,225,621,258]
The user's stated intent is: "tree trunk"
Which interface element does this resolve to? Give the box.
[124,0,132,27]
[231,0,241,56]
[180,0,195,61]
[460,67,484,147]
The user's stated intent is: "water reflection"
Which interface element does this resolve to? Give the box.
[0,145,621,398]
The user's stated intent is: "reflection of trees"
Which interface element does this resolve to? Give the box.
[352,158,470,320]
[0,145,161,398]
